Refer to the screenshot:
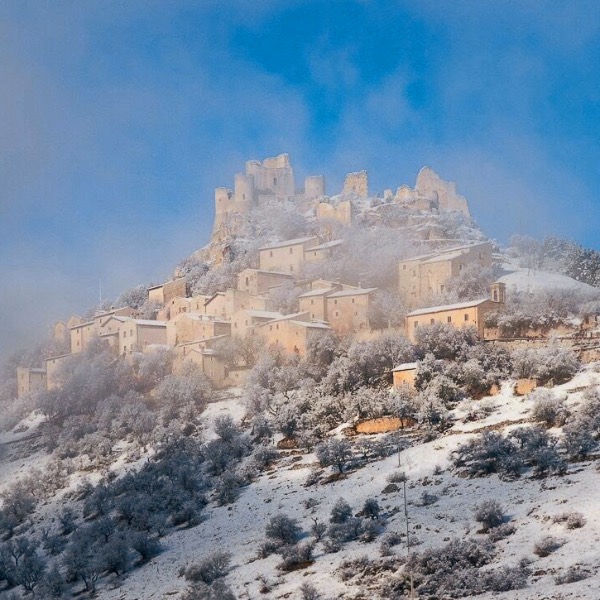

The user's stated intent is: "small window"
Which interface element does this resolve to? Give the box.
[334,299,338,305]
[335,311,339,317]
[403,264,406,270]
[351,298,355,303]
[311,299,314,305]
[464,314,469,321]
[289,247,293,254]
[245,277,249,286]
[447,316,452,323]
[459,263,464,271]
[269,250,273,257]
[414,321,418,328]
[430,318,435,325]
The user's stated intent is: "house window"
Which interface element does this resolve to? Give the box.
[464,314,469,321]
[414,321,418,328]
[290,266,294,272]
[245,277,249,286]
[335,311,339,317]
[430,318,435,325]
[351,298,355,303]
[447,316,452,323]
[276,324,279,330]
[311,299,314,305]
[274,177,278,185]
[493,290,498,301]
[403,264,406,270]
[334,299,338,305]
[459,263,464,271]
[269,250,273,257]
[289,247,293,254]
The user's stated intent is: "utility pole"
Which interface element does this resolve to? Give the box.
[398,444,415,599]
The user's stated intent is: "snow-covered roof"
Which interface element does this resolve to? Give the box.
[178,334,230,347]
[309,239,343,251]
[406,298,489,317]
[239,268,293,277]
[132,319,167,327]
[298,288,336,298]
[178,314,230,323]
[498,266,597,293]
[392,362,418,372]
[327,287,377,298]
[259,236,319,251]
[290,320,331,329]
[243,309,284,319]
[420,250,465,264]
[262,311,310,324]
[29,368,46,374]
[402,241,491,264]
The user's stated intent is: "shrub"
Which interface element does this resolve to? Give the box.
[553,511,586,529]
[315,438,352,473]
[533,535,563,557]
[555,566,589,585]
[182,551,232,585]
[530,389,568,427]
[327,517,365,543]
[474,500,505,532]
[214,473,243,506]
[180,579,237,600]
[265,514,301,547]
[299,582,321,600]
[330,499,353,524]
[277,543,314,571]
[487,522,516,542]
[362,498,381,520]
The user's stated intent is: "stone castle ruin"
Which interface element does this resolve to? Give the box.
[211,154,471,242]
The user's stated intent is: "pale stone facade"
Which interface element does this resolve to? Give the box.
[231,309,283,338]
[342,170,368,197]
[325,287,377,335]
[236,268,293,296]
[45,354,71,390]
[148,278,187,305]
[17,367,46,398]
[399,241,493,308]
[166,313,231,346]
[204,289,266,321]
[405,284,505,342]
[118,319,167,355]
[315,201,352,226]
[303,239,344,263]
[392,362,418,391]
[255,312,330,358]
[258,237,320,273]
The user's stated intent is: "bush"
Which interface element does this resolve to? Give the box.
[533,535,563,557]
[181,579,237,600]
[474,500,505,532]
[487,522,516,542]
[530,389,569,427]
[265,514,301,547]
[555,566,589,585]
[277,543,314,571]
[182,551,232,585]
[553,511,586,530]
[362,498,381,520]
[315,439,352,473]
[330,498,353,524]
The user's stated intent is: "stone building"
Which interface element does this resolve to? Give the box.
[148,278,187,306]
[212,154,326,241]
[258,236,321,273]
[118,319,168,355]
[405,283,506,342]
[16,367,46,398]
[231,309,283,338]
[399,241,493,308]
[392,362,418,391]
[45,354,71,390]
[315,200,353,226]
[303,239,344,263]
[236,268,293,296]
[255,312,330,358]
[166,313,231,346]
[298,281,376,334]
[204,289,266,321]
[342,171,368,197]
[325,287,377,335]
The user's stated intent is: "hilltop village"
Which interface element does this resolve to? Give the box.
[17,154,600,398]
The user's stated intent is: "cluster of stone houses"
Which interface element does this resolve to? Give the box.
[18,233,510,398]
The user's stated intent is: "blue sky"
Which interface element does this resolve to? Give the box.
[1,0,599,356]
